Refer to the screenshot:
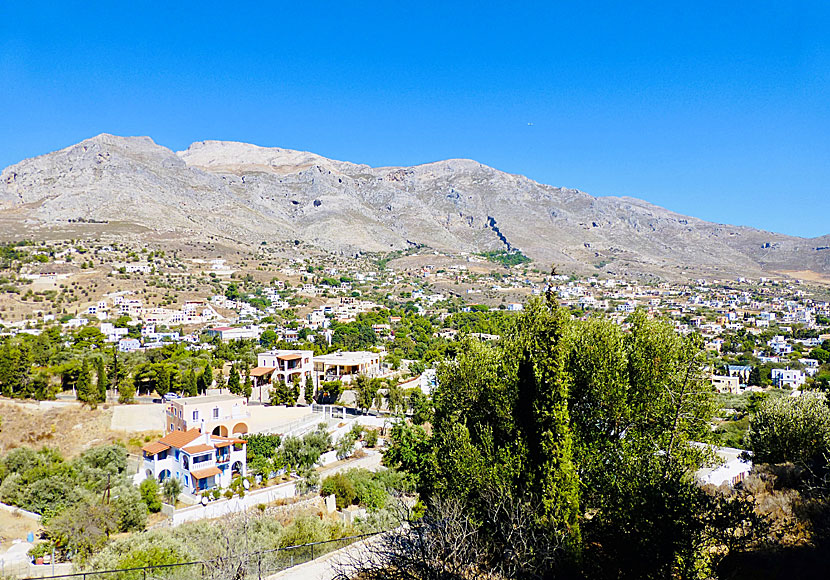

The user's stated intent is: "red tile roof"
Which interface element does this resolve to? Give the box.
[141,441,171,455]
[158,428,202,449]
[190,466,221,479]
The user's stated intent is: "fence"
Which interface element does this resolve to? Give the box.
[18,533,377,580]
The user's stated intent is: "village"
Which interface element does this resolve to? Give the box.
[1,239,830,577]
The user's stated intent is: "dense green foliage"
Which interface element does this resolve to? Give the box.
[477,249,532,267]
[382,300,764,579]
[746,392,830,465]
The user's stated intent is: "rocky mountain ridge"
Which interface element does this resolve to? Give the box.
[2,134,828,278]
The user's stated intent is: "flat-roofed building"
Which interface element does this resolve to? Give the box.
[166,394,250,437]
[314,351,382,384]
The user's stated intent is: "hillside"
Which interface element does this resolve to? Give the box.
[1,134,828,278]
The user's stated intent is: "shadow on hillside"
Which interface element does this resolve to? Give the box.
[717,546,830,580]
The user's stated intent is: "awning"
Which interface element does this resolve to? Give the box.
[248,366,276,377]
[277,353,302,360]
[141,442,171,455]
[190,466,221,479]
[183,444,214,454]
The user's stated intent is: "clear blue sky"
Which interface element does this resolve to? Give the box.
[1,1,828,237]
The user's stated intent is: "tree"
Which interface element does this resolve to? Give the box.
[162,477,182,506]
[76,359,96,407]
[184,368,198,398]
[139,478,162,513]
[96,357,108,402]
[809,347,829,364]
[746,392,830,465]
[355,374,378,414]
[305,374,315,401]
[45,501,117,563]
[270,381,298,406]
[748,365,762,386]
[198,364,213,394]
[118,378,136,404]
[227,365,241,395]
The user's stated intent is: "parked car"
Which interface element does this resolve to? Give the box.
[163,392,180,401]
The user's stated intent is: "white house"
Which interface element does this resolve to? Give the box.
[139,428,247,494]
[771,368,806,389]
[118,337,141,353]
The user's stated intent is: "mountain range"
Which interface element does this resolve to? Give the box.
[1,134,828,279]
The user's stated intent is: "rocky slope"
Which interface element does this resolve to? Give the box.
[1,134,828,277]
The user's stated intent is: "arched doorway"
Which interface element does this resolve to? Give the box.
[232,422,248,435]
[231,461,243,477]
[212,425,229,437]
[158,469,171,482]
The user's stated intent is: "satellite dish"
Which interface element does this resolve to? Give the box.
[243,479,251,490]
[201,495,208,506]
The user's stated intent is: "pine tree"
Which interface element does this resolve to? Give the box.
[748,365,762,386]
[96,357,108,403]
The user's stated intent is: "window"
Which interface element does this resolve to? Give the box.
[183,455,189,469]
[193,454,211,464]
[192,410,199,421]
[213,407,219,419]
[170,423,174,431]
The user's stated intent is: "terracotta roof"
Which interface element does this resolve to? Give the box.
[190,466,221,479]
[183,444,214,454]
[158,428,202,449]
[141,441,170,455]
[248,366,276,377]
[277,353,302,360]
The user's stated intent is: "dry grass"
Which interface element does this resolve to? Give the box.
[0,400,126,458]
[0,508,40,542]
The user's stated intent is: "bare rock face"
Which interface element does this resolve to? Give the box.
[1,134,828,277]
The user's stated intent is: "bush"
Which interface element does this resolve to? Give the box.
[747,392,830,465]
[364,429,379,448]
[139,478,162,512]
[321,473,357,509]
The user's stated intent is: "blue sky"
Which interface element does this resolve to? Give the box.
[1,1,828,237]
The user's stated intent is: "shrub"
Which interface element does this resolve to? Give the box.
[747,392,830,465]
[321,473,357,509]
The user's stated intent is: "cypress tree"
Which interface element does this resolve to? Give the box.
[77,359,95,407]
[184,368,198,397]
[227,364,241,394]
[96,357,108,402]
[511,298,581,554]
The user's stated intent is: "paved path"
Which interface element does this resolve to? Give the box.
[265,535,378,580]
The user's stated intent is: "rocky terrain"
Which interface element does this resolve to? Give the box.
[1,133,828,278]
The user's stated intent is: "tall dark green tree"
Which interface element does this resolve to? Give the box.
[227,365,241,395]
[184,368,198,398]
[76,359,96,407]
[507,298,581,549]
[96,357,108,402]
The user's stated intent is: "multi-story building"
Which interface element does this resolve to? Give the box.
[250,349,315,402]
[771,368,807,389]
[166,394,250,437]
[139,428,246,494]
[314,351,382,384]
